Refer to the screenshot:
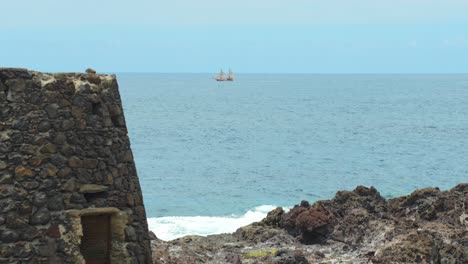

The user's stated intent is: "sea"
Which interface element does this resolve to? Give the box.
[117,73,468,240]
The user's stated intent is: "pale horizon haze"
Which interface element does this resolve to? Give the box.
[1,0,467,73]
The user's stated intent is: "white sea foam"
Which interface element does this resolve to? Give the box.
[147,205,284,241]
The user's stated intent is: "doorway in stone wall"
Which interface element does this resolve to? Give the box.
[80,214,111,264]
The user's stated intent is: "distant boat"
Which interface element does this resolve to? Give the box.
[214,69,234,81]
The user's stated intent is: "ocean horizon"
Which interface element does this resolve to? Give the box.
[117,73,468,240]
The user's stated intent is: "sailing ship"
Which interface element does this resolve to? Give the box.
[214,69,234,81]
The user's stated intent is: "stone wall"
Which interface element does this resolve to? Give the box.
[0,68,151,263]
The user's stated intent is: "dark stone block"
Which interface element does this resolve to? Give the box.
[10,133,24,144]
[30,208,51,225]
[45,103,60,119]
[47,195,64,211]
[50,154,67,167]
[0,230,19,243]
[125,226,137,241]
[32,192,47,207]
[12,118,29,131]
[36,238,57,257]
[40,143,57,154]
[52,132,66,145]
[40,179,58,190]
[67,156,82,168]
[21,181,40,190]
[0,68,32,79]
[82,159,98,169]
[61,119,74,131]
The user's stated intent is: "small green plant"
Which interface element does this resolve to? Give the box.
[241,249,278,259]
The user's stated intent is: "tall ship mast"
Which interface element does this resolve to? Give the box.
[213,69,227,81]
[227,69,234,81]
[213,69,234,82]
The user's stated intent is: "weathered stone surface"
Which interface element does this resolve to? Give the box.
[32,192,47,207]
[153,184,468,264]
[38,121,52,132]
[119,150,134,163]
[21,181,40,190]
[46,224,61,238]
[46,165,58,176]
[45,103,60,118]
[261,207,284,228]
[52,132,66,145]
[20,144,36,154]
[0,173,13,184]
[47,195,65,211]
[62,178,76,192]
[82,158,98,169]
[0,230,20,243]
[29,156,44,167]
[0,161,7,170]
[36,238,57,257]
[61,119,74,130]
[125,226,137,241]
[79,184,108,193]
[281,202,335,244]
[56,167,71,177]
[0,68,151,263]
[14,165,34,178]
[40,143,57,154]
[67,156,82,168]
[30,208,51,225]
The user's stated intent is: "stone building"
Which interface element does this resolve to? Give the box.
[0,68,152,263]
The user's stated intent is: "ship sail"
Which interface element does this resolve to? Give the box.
[213,68,234,81]
[227,69,234,81]
[213,69,227,81]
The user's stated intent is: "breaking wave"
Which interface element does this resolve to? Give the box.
[147,205,281,241]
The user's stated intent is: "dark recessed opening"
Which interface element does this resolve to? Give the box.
[84,191,108,203]
[92,102,103,116]
[80,214,111,264]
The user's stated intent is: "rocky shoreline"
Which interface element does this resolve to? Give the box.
[151,184,467,263]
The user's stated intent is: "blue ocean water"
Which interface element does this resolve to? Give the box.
[117,74,468,239]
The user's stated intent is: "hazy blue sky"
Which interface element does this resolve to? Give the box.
[1,0,467,73]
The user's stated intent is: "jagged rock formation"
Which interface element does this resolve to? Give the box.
[0,68,151,263]
[152,184,467,263]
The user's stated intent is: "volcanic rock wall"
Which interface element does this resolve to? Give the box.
[0,68,151,263]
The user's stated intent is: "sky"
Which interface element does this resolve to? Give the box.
[0,0,467,73]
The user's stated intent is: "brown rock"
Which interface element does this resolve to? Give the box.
[79,184,108,193]
[261,207,284,227]
[119,150,133,163]
[82,158,98,169]
[56,167,71,177]
[46,165,58,177]
[68,156,82,168]
[40,143,57,154]
[29,156,43,167]
[14,165,34,178]
[127,193,135,207]
[46,225,61,238]
[281,202,335,244]
[62,178,76,192]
